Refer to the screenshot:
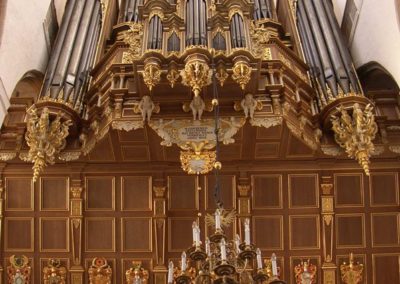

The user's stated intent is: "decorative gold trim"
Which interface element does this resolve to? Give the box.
[39,217,70,252]
[336,254,366,284]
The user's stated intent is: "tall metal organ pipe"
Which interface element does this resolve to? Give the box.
[39,0,102,113]
[123,0,142,22]
[254,0,274,20]
[147,16,163,50]
[296,0,361,102]
[186,0,207,46]
[230,13,246,48]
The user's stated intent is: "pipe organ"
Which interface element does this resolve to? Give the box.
[0,0,399,283]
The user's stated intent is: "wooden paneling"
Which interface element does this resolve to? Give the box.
[369,172,399,206]
[4,217,34,252]
[253,216,283,250]
[85,218,115,252]
[40,217,69,252]
[40,177,69,211]
[252,175,282,209]
[121,217,152,252]
[336,214,366,248]
[86,176,115,211]
[121,176,152,211]
[121,145,150,161]
[371,213,400,247]
[168,217,193,252]
[372,254,400,284]
[5,177,33,211]
[289,174,318,208]
[289,215,320,250]
[335,174,364,207]
[205,175,236,210]
[168,176,198,211]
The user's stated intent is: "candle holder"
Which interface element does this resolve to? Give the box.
[175,274,192,284]
[188,246,207,262]
[214,275,237,284]
[238,243,257,260]
[253,270,268,283]
[214,262,236,277]
[209,231,226,243]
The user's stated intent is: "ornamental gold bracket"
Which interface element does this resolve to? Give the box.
[180,59,212,96]
[232,61,252,90]
[123,22,144,62]
[331,103,378,176]
[142,61,162,91]
[23,107,72,182]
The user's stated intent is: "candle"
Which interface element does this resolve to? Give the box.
[235,234,241,253]
[256,248,263,269]
[215,209,222,230]
[220,238,227,261]
[192,221,197,244]
[206,238,211,256]
[244,218,251,245]
[192,221,200,247]
[271,253,278,276]
[181,252,187,272]
[167,261,174,283]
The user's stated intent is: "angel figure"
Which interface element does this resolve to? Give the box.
[151,119,175,147]
[190,96,205,120]
[220,117,243,145]
[138,95,155,121]
[241,94,258,119]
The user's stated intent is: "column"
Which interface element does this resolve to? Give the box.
[70,180,84,284]
[320,176,337,284]
[153,186,167,283]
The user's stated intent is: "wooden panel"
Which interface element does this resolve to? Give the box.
[4,217,34,252]
[168,218,193,252]
[256,125,282,139]
[86,176,115,211]
[252,175,282,209]
[121,176,152,211]
[168,176,198,211]
[5,177,33,211]
[40,218,69,252]
[205,175,236,210]
[121,145,150,161]
[40,177,69,211]
[254,142,280,158]
[253,216,283,250]
[370,173,399,206]
[372,254,400,284]
[336,254,366,284]
[88,135,115,161]
[335,174,364,207]
[371,213,400,247]
[121,217,152,252]
[118,128,147,142]
[286,135,314,157]
[289,215,320,250]
[336,214,365,248]
[85,218,115,252]
[289,174,318,208]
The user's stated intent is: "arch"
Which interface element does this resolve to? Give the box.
[357,62,399,94]
[147,15,163,49]
[10,70,44,100]
[230,13,246,48]
[185,0,207,46]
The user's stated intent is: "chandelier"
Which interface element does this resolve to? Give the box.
[167,51,286,284]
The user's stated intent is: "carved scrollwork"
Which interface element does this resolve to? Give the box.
[249,21,271,59]
[232,61,252,90]
[111,120,144,132]
[142,62,162,91]
[123,23,144,62]
[180,60,212,97]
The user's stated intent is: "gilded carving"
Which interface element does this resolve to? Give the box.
[153,186,166,198]
[166,67,180,88]
[340,253,364,284]
[250,117,282,129]
[180,150,217,175]
[249,21,271,59]
[24,107,72,182]
[142,63,162,91]
[88,258,112,284]
[232,61,252,90]
[237,185,250,197]
[123,23,144,61]
[331,103,378,176]
[321,197,333,213]
[0,152,16,161]
[215,64,229,87]
[323,215,333,226]
[7,255,31,284]
[294,260,317,284]
[43,259,67,284]
[58,151,81,162]
[126,261,149,284]
[180,60,212,97]
[111,120,144,132]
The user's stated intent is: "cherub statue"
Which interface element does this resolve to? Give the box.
[138,95,155,121]
[190,95,205,120]
[220,117,243,145]
[241,94,258,119]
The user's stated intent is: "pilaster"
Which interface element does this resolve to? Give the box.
[153,184,167,283]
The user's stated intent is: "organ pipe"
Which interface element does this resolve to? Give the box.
[147,16,163,50]
[230,13,246,48]
[186,0,207,46]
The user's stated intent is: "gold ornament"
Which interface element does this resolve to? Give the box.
[331,103,378,176]
[232,61,252,90]
[294,260,317,284]
[180,60,212,96]
[7,255,31,284]
[25,107,72,182]
[180,150,216,175]
[166,66,180,88]
[340,253,364,284]
[88,258,112,284]
[123,23,144,61]
[249,21,271,59]
[142,62,161,91]
[125,261,149,284]
[43,259,67,284]
[215,64,229,87]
